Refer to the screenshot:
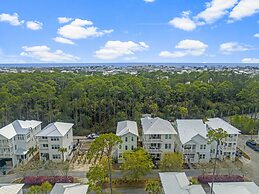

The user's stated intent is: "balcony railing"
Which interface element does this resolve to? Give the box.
[144,139,163,142]
[0,153,12,157]
[145,148,162,153]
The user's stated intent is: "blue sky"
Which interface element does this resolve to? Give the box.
[0,0,258,63]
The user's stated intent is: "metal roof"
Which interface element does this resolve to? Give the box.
[206,118,240,135]
[36,122,74,137]
[50,183,89,194]
[176,119,208,144]
[0,184,24,194]
[0,120,42,139]
[116,120,139,137]
[141,117,177,135]
[209,182,259,194]
[159,172,206,194]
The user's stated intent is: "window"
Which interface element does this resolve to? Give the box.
[53,154,61,159]
[132,136,134,141]
[165,134,168,139]
[51,137,59,141]
[199,154,205,159]
[228,143,232,147]
[17,135,24,140]
[184,145,191,149]
[165,144,171,149]
[125,145,128,150]
[43,144,48,148]
[168,134,172,139]
[42,136,47,139]
[192,145,196,149]
[131,145,134,150]
[51,145,60,150]
[15,145,17,150]
[125,137,128,142]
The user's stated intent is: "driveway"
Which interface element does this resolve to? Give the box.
[238,135,259,185]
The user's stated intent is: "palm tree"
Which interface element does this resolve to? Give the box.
[27,146,37,159]
[207,128,228,194]
[58,147,67,162]
[145,180,162,194]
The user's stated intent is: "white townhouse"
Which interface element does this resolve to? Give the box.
[159,172,206,194]
[0,120,42,167]
[209,182,259,194]
[175,119,211,164]
[206,118,240,161]
[50,183,89,194]
[141,116,177,160]
[0,184,24,194]
[36,122,74,162]
[115,120,139,163]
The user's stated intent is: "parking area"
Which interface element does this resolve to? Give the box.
[238,135,259,185]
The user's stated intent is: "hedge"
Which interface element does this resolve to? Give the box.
[23,176,74,185]
[198,175,244,184]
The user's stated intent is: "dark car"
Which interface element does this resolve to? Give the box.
[246,140,259,152]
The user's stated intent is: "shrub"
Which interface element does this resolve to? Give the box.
[23,176,74,185]
[198,175,244,184]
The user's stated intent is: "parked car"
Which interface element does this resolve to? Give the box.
[87,133,99,139]
[246,140,259,151]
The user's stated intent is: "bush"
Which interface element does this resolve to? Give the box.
[23,176,74,185]
[198,175,244,184]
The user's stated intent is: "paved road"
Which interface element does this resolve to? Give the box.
[238,135,259,185]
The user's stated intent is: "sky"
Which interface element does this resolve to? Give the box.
[0,0,259,63]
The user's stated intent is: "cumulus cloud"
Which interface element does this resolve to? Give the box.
[144,0,155,2]
[26,21,43,30]
[242,58,259,63]
[219,42,250,53]
[57,18,113,39]
[95,41,149,60]
[20,45,79,62]
[58,17,73,24]
[53,37,75,45]
[196,0,238,23]
[159,39,208,58]
[0,13,24,26]
[254,33,259,38]
[169,12,197,31]
[229,0,259,21]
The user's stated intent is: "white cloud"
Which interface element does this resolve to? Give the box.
[144,0,155,2]
[229,0,259,20]
[196,0,238,23]
[53,37,75,45]
[254,33,259,38]
[58,17,73,24]
[20,45,79,62]
[242,58,259,63]
[159,39,208,58]
[0,13,24,26]
[26,21,43,30]
[169,16,197,31]
[95,41,149,60]
[57,18,113,39]
[219,42,250,53]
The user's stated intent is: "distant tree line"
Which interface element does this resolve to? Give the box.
[0,70,258,135]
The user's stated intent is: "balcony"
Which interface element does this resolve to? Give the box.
[145,147,162,153]
[0,143,13,148]
[0,152,12,157]
[144,138,162,142]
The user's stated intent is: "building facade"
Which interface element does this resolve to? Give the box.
[141,116,177,161]
[115,120,139,163]
[0,120,42,167]
[36,122,74,162]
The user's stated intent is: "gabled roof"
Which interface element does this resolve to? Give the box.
[36,122,74,137]
[176,119,207,144]
[50,183,89,194]
[0,120,42,139]
[141,117,177,135]
[206,118,240,135]
[0,184,24,194]
[159,172,206,194]
[209,182,259,194]
[116,120,139,137]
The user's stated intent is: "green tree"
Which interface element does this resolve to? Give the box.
[179,107,188,118]
[41,181,53,194]
[145,180,162,194]
[87,133,122,194]
[159,152,183,172]
[86,157,109,194]
[207,128,228,194]
[58,147,67,162]
[120,148,154,180]
[28,185,42,194]
[28,146,37,159]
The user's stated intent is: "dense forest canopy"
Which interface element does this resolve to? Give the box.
[0,70,258,135]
